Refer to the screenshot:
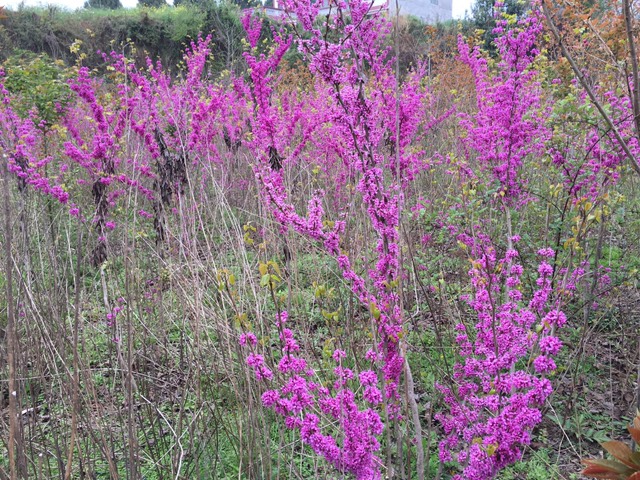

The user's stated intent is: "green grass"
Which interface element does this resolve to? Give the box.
[497,448,561,479]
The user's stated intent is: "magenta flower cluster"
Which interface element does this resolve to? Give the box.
[550,85,637,202]
[436,236,565,479]
[240,311,384,480]
[459,13,549,206]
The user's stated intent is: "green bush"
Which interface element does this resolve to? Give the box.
[2,50,72,129]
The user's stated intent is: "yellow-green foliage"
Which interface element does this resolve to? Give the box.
[2,51,72,128]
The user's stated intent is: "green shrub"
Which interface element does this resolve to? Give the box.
[2,50,72,128]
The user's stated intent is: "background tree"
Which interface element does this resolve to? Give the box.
[471,0,527,51]
[84,0,122,9]
[172,0,199,6]
[228,0,260,9]
[205,1,251,73]
[0,6,9,62]
[138,0,167,7]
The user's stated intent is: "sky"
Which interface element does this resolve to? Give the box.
[452,0,473,18]
[2,0,475,17]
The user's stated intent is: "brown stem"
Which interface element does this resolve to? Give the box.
[64,229,83,480]
[404,357,425,479]
[623,0,640,142]
[125,250,138,480]
[4,144,18,480]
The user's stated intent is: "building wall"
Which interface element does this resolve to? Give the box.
[269,0,453,24]
[391,0,452,22]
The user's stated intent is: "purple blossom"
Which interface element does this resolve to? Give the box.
[533,355,556,373]
[538,336,562,355]
[332,349,347,362]
[239,332,258,347]
[359,370,377,386]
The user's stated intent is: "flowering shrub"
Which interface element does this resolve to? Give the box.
[0,1,635,479]
[234,1,438,476]
[436,238,566,479]
[241,310,385,479]
[458,13,549,206]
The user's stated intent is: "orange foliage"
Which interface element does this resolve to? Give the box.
[543,0,632,90]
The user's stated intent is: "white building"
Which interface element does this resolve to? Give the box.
[265,0,452,23]
[391,0,453,23]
